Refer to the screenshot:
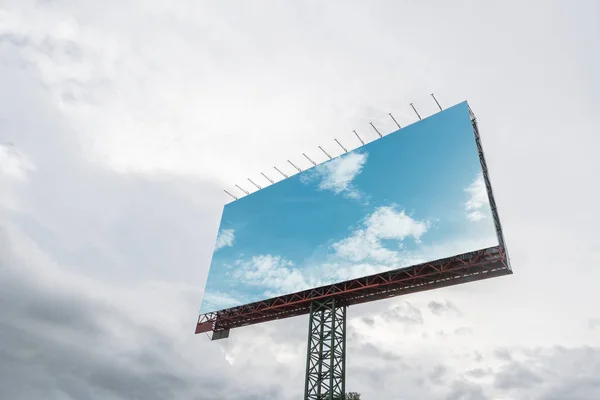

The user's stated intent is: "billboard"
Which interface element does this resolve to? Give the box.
[200,101,500,315]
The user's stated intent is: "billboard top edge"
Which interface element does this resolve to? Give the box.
[225,100,469,205]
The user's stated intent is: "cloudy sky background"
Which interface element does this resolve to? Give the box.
[1,0,599,399]
[202,102,498,314]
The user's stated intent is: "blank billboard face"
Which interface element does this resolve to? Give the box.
[200,102,498,314]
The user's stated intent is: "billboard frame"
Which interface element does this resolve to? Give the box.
[196,102,511,336]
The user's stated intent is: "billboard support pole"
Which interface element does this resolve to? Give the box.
[304,297,346,400]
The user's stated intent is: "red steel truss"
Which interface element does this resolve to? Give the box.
[196,245,511,334]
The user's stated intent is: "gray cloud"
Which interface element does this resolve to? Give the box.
[0,167,289,400]
[361,316,375,326]
[383,301,424,325]
[1,235,211,399]
[428,300,462,317]
[454,327,473,336]
[465,369,488,379]
[0,57,290,399]
[429,365,447,385]
[494,362,543,390]
[496,347,600,399]
[353,342,403,364]
[445,380,486,400]
[494,348,513,362]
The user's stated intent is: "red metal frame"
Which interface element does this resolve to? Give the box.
[196,245,511,334]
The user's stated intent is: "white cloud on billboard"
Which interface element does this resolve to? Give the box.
[366,206,430,241]
[301,151,367,199]
[324,262,388,282]
[200,291,245,312]
[332,230,399,263]
[220,206,429,299]
[215,228,235,251]
[464,173,489,222]
[210,200,498,306]
[233,255,315,295]
[333,205,430,263]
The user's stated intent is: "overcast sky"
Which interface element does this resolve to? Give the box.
[1,1,599,399]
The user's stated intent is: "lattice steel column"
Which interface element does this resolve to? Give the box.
[304,297,346,400]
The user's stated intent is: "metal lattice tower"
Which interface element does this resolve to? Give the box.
[304,297,346,400]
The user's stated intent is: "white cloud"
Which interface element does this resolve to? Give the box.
[320,261,393,282]
[0,144,35,181]
[365,206,430,240]
[302,152,367,199]
[332,230,399,263]
[200,291,245,313]
[464,173,489,222]
[0,144,35,211]
[223,206,430,301]
[333,205,430,263]
[214,229,235,251]
[233,255,316,296]
[211,206,429,305]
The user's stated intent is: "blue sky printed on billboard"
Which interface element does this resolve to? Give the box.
[200,102,498,314]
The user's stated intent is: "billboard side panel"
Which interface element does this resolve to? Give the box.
[469,108,511,269]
